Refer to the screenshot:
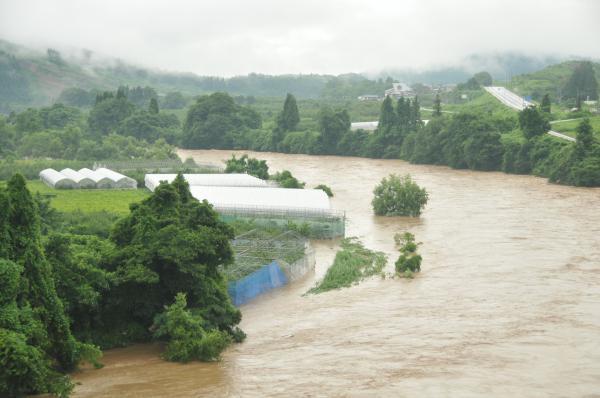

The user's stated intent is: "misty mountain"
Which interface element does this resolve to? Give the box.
[0,38,586,113]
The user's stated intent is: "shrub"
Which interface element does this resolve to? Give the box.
[224,154,269,180]
[152,293,232,362]
[372,174,428,216]
[314,184,333,197]
[272,170,305,188]
[394,232,422,274]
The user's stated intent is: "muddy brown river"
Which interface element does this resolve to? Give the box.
[73,150,600,397]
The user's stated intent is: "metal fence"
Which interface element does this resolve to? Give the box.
[225,229,316,305]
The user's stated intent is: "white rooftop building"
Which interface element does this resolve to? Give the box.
[384,82,415,99]
[39,169,78,189]
[145,173,269,192]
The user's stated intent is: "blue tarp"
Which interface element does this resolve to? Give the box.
[228,261,288,306]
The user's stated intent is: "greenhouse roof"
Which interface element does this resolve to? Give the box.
[145,173,268,191]
[189,186,331,213]
[60,168,91,183]
[39,168,76,186]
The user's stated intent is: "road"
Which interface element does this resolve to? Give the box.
[484,86,576,142]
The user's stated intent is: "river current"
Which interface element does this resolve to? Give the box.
[73,150,600,397]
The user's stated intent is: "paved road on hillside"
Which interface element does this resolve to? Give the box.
[484,86,576,142]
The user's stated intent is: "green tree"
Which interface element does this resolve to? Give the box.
[149,97,159,114]
[575,118,595,158]
[318,108,350,154]
[276,93,300,132]
[394,232,422,275]
[182,92,260,149]
[372,174,428,217]
[433,94,442,117]
[152,293,232,362]
[518,106,550,139]
[563,61,598,101]
[463,131,504,171]
[0,175,101,397]
[314,184,333,197]
[272,170,305,188]
[224,154,269,180]
[540,94,551,113]
[410,96,422,129]
[378,96,396,129]
[473,71,493,87]
[107,176,243,346]
[88,96,134,136]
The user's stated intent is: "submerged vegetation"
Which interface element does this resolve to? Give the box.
[307,238,386,294]
[372,174,428,217]
[395,232,422,278]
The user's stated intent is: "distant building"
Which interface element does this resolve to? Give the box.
[384,83,415,99]
[357,95,380,101]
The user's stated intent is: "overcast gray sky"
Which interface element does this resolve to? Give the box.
[1,0,598,76]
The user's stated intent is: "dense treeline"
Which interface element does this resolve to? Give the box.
[0,174,243,396]
[178,91,600,187]
[0,89,179,163]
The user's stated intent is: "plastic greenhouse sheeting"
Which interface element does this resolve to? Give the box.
[95,168,137,189]
[144,173,269,192]
[39,169,78,189]
[60,168,96,188]
[227,261,288,306]
[78,168,115,189]
[189,186,331,214]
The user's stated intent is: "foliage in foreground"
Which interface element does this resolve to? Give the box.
[152,293,232,362]
[372,174,428,217]
[395,232,422,277]
[307,238,386,294]
[0,175,101,398]
[104,174,244,347]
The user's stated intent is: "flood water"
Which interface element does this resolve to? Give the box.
[73,150,600,397]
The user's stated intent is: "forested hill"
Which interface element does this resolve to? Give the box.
[0,38,590,113]
[509,60,600,102]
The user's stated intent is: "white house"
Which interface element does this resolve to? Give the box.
[384,83,415,99]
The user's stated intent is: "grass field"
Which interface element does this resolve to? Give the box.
[24,180,149,215]
[550,116,600,138]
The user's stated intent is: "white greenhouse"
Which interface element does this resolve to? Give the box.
[95,168,137,189]
[189,186,331,216]
[78,168,115,189]
[60,168,96,189]
[39,169,78,189]
[145,173,269,192]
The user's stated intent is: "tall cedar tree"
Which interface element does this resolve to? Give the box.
[273,93,300,146]
[575,118,594,158]
[149,97,159,114]
[378,96,396,129]
[4,174,79,370]
[433,94,442,117]
[540,94,551,113]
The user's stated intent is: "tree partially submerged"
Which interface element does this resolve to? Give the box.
[107,174,244,346]
[395,232,422,277]
[372,174,428,217]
